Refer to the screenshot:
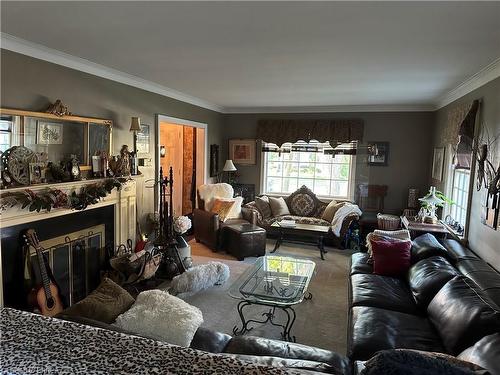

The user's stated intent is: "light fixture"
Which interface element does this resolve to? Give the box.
[160,146,166,158]
[419,186,444,224]
[222,159,237,172]
[129,117,141,132]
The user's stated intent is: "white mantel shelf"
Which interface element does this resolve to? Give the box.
[0,178,137,246]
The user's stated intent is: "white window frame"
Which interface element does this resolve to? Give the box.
[260,143,356,201]
[449,168,471,228]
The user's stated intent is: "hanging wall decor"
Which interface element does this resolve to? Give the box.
[210,144,219,177]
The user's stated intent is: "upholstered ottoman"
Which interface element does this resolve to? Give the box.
[223,223,266,261]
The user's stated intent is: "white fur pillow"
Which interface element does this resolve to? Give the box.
[113,290,203,347]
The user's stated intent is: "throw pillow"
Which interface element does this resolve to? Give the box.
[61,277,134,324]
[254,196,272,219]
[366,229,411,256]
[321,200,338,222]
[114,289,203,347]
[214,197,243,219]
[268,196,291,217]
[211,198,236,222]
[371,238,412,277]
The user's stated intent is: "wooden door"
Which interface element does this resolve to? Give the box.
[159,122,183,216]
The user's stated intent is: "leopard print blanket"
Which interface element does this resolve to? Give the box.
[0,308,294,375]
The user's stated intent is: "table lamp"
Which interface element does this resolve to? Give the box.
[419,186,444,224]
[222,159,237,183]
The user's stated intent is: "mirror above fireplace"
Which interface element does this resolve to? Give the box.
[0,106,112,172]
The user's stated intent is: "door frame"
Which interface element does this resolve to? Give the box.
[155,114,208,213]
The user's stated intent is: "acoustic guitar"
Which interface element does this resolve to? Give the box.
[23,229,64,316]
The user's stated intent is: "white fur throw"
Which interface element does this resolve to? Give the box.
[331,203,362,237]
[169,262,230,296]
[113,290,203,347]
[198,183,234,211]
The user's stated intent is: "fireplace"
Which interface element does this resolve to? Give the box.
[0,178,137,308]
[1,206,114,310]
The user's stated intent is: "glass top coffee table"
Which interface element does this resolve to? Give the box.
[229,255,316,342]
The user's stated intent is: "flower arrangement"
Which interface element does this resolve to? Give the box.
[173,215,192,235]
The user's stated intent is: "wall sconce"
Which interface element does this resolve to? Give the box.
[160,145,166,158]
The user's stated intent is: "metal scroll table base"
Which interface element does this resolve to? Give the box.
[232,292,313,342]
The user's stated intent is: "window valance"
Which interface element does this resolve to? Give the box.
[256,119,364,147]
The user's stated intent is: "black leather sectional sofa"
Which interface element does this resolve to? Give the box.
[348,235,500,374]
[58,235,500,374]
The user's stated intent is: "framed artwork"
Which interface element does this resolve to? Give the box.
[136,124,150,155]
[367,141,389,166]
[209,144,219,177]
[432,147,445,181]
[229,139,256,165]
[37,121,63,145]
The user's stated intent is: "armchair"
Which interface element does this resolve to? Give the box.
[193,183,257,250]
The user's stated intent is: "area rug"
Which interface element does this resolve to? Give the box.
[162,240,352,355]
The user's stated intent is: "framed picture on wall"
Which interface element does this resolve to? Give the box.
[432,147,445,181]
[136,124,150,155]
[210,144,219,177]
[229,139,256,165]
[367,141,389,166]
[36,121,63,145]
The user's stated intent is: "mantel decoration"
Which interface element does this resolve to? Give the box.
[0,177,126,213]
[45,99,72,116]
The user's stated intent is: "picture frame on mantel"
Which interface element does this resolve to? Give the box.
[432,147,445,181]
[229,139,256,165]
[367,141,389,166]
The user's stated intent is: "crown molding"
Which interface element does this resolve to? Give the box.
[2,33,498,115]
[0,33,224,113]
[435,57,500,110]
[223,104,435,114]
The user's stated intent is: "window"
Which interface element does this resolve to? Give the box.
[261,141,355,199]
[449,168,470,227]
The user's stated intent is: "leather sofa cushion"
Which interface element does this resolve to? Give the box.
[224,353,338,374]
[350,274,418,315]
[407,256,458,309]
[350,253,373,276]
[439,238,477,261]
[411,234,449,264]
[458,333,500,375]
[223,335,350,373]
[427,275,500,355]
[455,259,500,307]
[190,327,232,353]
[349,306,444,361]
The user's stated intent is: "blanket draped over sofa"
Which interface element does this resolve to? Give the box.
[0,308,291,375]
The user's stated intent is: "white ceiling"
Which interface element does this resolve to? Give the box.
[1,1,500,112]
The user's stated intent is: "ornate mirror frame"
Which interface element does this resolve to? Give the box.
[0,107,112,171]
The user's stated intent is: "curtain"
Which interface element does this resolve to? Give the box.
[256,119,364,147]
[445,100,479,168]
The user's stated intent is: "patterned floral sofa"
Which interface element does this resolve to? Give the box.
[245,185,359,246]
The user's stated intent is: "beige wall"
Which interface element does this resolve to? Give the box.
[0,49,225,228]
[432,77,500,272]
[223,112,435,213]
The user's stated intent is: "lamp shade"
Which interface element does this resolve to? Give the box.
[130,117,141,132]
[222,159,237,172]
[419,186,444,207]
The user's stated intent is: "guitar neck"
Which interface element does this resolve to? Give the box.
[35,246,53,300]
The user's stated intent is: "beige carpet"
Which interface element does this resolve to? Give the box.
[164,240,353,355]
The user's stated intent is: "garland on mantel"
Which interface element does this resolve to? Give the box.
[0,178,126,214]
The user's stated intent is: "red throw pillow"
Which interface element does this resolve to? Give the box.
[371,238,412,277]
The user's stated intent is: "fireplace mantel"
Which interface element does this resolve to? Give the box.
[0,179,137,308]
[0,178,136,245]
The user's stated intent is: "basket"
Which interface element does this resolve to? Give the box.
[377,213,401,231]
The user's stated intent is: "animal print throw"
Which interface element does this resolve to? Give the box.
[0,308,294,374]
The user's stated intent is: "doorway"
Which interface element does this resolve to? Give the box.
[156,115,206,217]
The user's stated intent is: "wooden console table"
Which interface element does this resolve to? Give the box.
[401,216,449,239]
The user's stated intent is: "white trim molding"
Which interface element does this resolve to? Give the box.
[225,104,435,114]
[435,57,500,110]
[0,32,224,113]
